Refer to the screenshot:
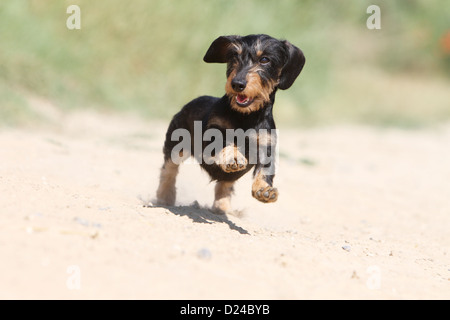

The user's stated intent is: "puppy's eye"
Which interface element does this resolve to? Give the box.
[259,56,270,64]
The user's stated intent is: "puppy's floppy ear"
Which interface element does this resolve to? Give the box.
[203,35,240,63]
[278,41,306,90]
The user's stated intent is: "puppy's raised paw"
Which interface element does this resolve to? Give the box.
[252,186,278,203]
[220,161,247,173]
[217,146,248,172]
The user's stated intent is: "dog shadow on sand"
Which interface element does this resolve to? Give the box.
[142,199,249,235]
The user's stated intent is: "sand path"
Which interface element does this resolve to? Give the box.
[1,111,449,299]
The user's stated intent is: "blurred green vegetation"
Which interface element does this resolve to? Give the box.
[0,0,449,127]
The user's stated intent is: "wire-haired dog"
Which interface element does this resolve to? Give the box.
[156,34,305,214]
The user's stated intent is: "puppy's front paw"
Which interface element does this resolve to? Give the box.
[220,160,247,173]
[252,186,278,203]
[217,146,247,172]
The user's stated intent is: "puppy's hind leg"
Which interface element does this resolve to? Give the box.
[156,158,179,206]
[212,180,235,214]
[156,115,187,206]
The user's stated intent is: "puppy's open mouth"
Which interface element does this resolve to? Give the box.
[235,94,254,107]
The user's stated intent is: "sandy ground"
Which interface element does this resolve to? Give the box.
[0,109,449,300]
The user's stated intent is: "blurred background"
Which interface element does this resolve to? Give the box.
[1,0,449,128]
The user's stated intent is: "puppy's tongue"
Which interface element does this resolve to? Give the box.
[236,94,249,104]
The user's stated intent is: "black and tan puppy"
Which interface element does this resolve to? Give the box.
[156,34,305,214]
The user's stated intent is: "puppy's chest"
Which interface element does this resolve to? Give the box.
[206,113,271,132]
[205,115,275,153]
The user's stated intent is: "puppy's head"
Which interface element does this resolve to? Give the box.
[204,34,305,114]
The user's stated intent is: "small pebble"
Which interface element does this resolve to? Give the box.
[73,217,102,228]
[74,217,90,227]
[197,247,212,260]
[90,230,100,239]
[342,245,351,252]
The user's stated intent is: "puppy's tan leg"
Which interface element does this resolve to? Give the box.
[156,159,179,206]
[212,180,235,214]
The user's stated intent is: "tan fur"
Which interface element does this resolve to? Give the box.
[212,181,234,214]
[252,170,269,192]
[225,69,237,96]
[255,38,263,56]
[230,42,243,55]
[156,159,179,206]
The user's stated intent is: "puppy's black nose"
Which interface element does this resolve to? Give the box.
[231,78,247,92]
